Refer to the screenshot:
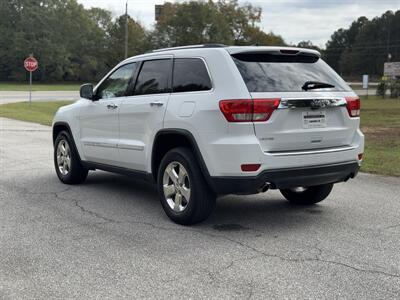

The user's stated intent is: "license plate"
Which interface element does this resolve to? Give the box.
[302,111,327,128]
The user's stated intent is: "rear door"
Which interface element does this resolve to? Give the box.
[231,51,358,153]
[117,57,172,171]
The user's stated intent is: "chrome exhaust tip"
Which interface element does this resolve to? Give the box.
[258,182,271,193]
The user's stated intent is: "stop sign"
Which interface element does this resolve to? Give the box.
[24,56,38,72]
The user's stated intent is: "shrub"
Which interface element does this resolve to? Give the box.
[390,80,400,98]
[376,81,387,97]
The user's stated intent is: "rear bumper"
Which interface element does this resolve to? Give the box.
[209,161,360,195]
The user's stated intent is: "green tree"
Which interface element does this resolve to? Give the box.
[324,12,400,77]
[234,27,285,46]
[150,0,284,48]
[324,17,368,73]
[88,7,113,31]
[341,11,400,76]
[0,0,112,82]
[107,16,148,66]
[0,0,286,83]
[296,41,321,52]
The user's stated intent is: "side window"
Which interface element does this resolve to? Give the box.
[96,63,136,99]
[134,59,171,95]
[172,58,212,93]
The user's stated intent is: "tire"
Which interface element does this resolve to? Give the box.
[280,183,333,205]
[54,130,88,184]
[157,147,215,225]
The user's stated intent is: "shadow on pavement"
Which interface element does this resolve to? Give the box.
[33,170,328,231]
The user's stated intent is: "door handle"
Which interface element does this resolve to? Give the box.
[107,103,118,109]
[150,101,164,107]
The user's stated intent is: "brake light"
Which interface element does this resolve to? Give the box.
[280,49,300,55]
[219,99,253,122]
[219,99,280,122]
[345,97,360,117]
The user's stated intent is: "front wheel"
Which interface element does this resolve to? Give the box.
[280,183,333,205]
[157,147,215,225]
[54,131,88,184]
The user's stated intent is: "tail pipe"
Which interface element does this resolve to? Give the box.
[258,182,271,193]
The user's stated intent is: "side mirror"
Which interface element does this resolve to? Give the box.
[80,83,94,100]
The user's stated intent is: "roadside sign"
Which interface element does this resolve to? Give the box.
[155,5,164,21]
[384,62,400,77]
[362,75,369,89]
[24,55,38,105]
[24,56,38,72]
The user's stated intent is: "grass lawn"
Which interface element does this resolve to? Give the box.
[360,96,400,176]
[0,82,81,91]
[0,101,73,126]
[0,97,399,176]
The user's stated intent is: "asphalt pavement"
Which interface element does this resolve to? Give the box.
[1,117,400,299]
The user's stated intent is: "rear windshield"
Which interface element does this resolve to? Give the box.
[232,53,351,92]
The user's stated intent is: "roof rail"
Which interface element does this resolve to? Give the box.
[152,44,227,53]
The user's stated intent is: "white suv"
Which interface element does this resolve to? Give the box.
[52,44,364,224]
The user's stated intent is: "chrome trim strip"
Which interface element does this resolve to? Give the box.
[279,98,347,109]
[117,144,144,151]
[83,141,117,149]
[266,145,356,157]
[83,141,144,151]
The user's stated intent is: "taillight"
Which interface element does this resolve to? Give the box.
[253,99,281,121]
[345,97,360,117]
[219,99,280,122]
[219,99,253,122]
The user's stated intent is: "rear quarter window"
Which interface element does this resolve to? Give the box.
[134,59,171,95]
[172,58,212,93]
[232,53,351,93]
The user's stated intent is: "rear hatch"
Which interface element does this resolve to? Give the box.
[231,49,359,153]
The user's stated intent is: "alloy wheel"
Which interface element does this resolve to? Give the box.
[162,162,191,212]
[56,139,71,176]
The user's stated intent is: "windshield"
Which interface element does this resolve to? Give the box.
[232,53,351,93]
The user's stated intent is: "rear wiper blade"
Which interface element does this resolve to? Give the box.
[302,81,335,91]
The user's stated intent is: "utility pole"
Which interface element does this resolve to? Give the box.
[124,1,129,59]
[386,15,391,62]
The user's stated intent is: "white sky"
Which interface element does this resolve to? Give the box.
[77,0,400,48]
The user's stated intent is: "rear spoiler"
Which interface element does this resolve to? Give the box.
[226,46,321,58]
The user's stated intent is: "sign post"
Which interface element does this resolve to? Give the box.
[24,55,39,106]
[362,74,369,99]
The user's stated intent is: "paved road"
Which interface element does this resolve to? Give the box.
[348,82,379,86]
[1,118,400,299]
[0,91,79,105]
[354,89,378,96]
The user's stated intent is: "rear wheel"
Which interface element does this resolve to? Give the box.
[54,131,88,184]
[157,147,215,225]
[280,183,333,205]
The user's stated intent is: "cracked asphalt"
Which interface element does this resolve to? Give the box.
[1,117,400,299]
